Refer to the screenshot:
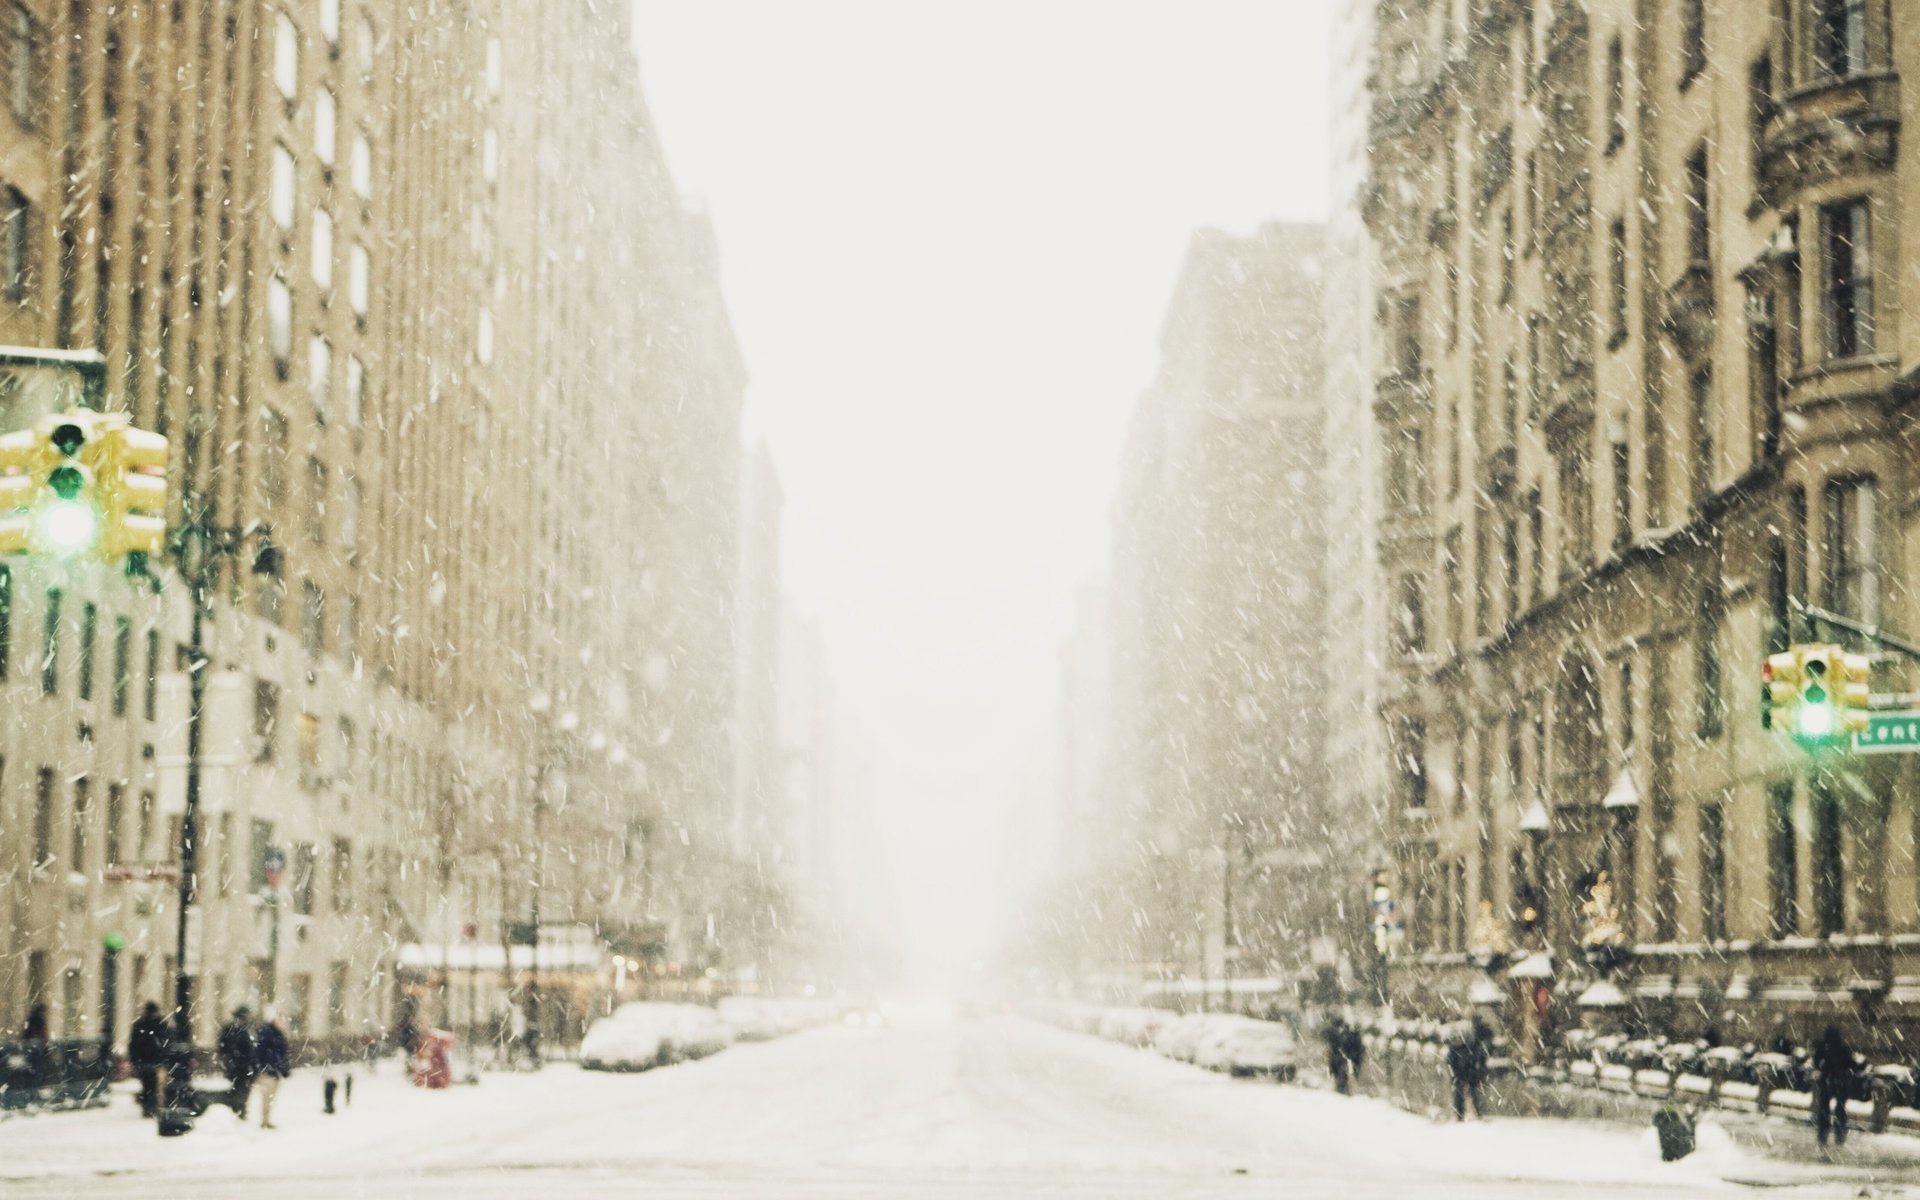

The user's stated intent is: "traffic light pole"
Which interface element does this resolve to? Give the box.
[1796,600,1920,668]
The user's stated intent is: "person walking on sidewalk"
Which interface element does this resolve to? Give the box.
[253,1012,292,1129]
[1323,1014,1354,1094]
[218,1007,258,1116]
[1447,1021,1489,1121]
[128,1001,169,1117]
[1813,1024,1857,1147]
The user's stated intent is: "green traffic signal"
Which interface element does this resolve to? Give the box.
[33,497,98,556]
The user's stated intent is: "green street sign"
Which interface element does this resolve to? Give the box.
[1852,712,1920,754]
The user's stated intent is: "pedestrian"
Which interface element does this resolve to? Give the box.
[20,1003,47,1041]
[392,1000,420,1062]
[1447,1021,1489,1121]
[253,1011,292,1130]
[218,1006,258,1116]
[1339,1019,1367,1091]
[1323,1014,1352,1094]
[128,1001,169,1117]
[1813,1024,1856,1147]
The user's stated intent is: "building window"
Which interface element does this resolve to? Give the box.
[10,4,35,130]
[319,0,339,43]
[1605,34,1626,152]
[254,680,280,762]
[1749,56,1774,176]
[104,782,124,867]
[1611,435,1631,550]
[340,595,358,660]
[77,600,95,701]
[1558,451,1590,578]
[314,88,336,166]
[1700,801,1726,941]
[293,842,316,915]
[1813,776,1844,935]
[1825,477,1879,625]
[67,776,86,870]
[298,710,321,776]
[1822,198,1873,359]
[1766,775,1797,936]
[1685,145,1710,266]
[1394,717,1428,811]
[340,477,360,551]
[311,207,332,289]
[348,243,369,316]
[356,16,375,77]
[1750,286,1781,460]
[308,334,330,423]
[301,582,325,654]
[267,274,292,373]
[260,408,289,509]
[307,457,327,544]
[1690,366,1713,502]
[1393,293,1421,376]
[350,131,371,199]
[477,308,494,365]
[4,186,28,302]
[331,839,351,913]
[143,627,158,720]
[1526,492,1543,604]
[1681,0,1706,85]
[40,585,58,695]
[109,616,128,715]
[345,355,364,426]
[274,11,298,100]
[1395,573,1426,658]
[1698,585,1724,738]
[481,127,499,184]
[1607,218,1628,346]
[1498,208,1514,305]
[32,766,51,866]
[485,36,502,96]
[270,142,295,230]
[1813,0,1867,80]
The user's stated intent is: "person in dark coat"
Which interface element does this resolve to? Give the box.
[20,1003,47,1040]
[1813,1024,1856,1146]
[217,1006,257,1116]
[1447,1022,1490,1120]
[1323,1015,1353,1094]
[253,1013,292,1129]
[1339,1021,1367,1090]
[128,1001,169,1117]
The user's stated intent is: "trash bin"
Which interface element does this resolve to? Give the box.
[1653,1104,1696,1161]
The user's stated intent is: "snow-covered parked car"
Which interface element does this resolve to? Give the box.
[580,1018,666,1072]
[1212,1023,1298,1080]
[610,1002,735,1063]
[1154,1013,1216,1063]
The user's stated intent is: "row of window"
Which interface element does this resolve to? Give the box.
[0,568,164,717]
[11,753,358,919]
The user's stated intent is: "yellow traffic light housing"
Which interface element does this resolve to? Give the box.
[1837,650,1872,735]
[90,423,168,562]
[0,426,35,554]
[1795,644,1839,742]
[29,412,102,558]
[1762,650,1799,732]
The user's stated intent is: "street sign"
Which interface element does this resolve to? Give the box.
[1852,711,1920,754]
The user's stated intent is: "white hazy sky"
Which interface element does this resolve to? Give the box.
[629,0,1335,986]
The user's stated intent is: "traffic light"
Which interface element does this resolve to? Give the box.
[1836,650,1872,735]
[92,423,168,562]
[0,426,35,554]
[0,410,169,563]
[1762,650,1799,732]
[30,413,102,557]
[1794,644,1840,743]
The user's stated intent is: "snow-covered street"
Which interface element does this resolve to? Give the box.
[0,1014,1902,1199]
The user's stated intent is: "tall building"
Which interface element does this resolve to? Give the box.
[1365,0,1920,1050]
[733,444,783,863]
[0,2,743,1052]
[1106,223,1337,986]
[1057,581,1112,885]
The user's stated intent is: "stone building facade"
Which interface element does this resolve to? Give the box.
[1105,223,1340,989]
[0,1,744,1053]
[1365,0,1920,1051]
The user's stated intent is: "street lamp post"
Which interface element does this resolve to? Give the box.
[160,495,275,1135]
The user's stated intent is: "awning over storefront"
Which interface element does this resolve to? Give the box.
[1602,768,1640,809]
[1508,951,1554,980]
